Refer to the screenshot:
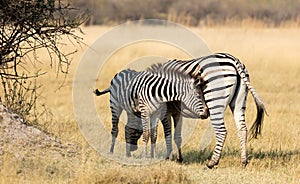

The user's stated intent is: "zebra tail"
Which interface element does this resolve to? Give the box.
[247,85,268,141]
[227,54,267,140]
[94,88,110,96]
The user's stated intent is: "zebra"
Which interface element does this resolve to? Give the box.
[94,64,209,158]
[147,52,266,168]
[95,71,206,161]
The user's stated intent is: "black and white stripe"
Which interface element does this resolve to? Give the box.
[94,64,208,159]
[160,53,266,168]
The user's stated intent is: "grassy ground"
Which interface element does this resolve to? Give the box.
[1,25,300,183]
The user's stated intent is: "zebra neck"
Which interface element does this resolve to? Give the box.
[165,82,189,102]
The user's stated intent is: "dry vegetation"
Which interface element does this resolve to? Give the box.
[70,0,300,27]
[1,25,300,183]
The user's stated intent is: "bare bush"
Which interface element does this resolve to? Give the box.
[0,0,87,123]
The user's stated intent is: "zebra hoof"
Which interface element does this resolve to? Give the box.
[205,160,218,169]
[165,153,174,161]
[204,163,214,170]
[241,160,248,167]
[166,154,183,163]
[165,152,173,161]
[165,154,175,161]
[109,147,114,154]
[176,157,183,163]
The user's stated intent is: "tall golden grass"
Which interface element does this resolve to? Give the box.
[1,25,300,183]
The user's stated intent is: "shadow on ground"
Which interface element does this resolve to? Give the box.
[182,148,300,164]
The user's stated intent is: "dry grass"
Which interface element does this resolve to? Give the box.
[1,25,300,183]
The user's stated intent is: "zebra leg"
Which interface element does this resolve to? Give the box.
[150,118,158,158]
[173,113,183,163]
[206,118,227,169]
[141,108,150,158]
[230,83,248,166]
[110,107,122,154]
[161,112,173,160]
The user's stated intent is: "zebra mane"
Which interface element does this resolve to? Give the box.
[145,62,192,81]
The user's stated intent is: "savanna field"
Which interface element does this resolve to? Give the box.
[1,25,300,183]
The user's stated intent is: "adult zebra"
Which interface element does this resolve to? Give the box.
[125,53,266,168]
[156,52,267,168]
[94,64,209,158]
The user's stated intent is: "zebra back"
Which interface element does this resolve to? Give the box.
[161,53,267,139]
[128,64,207,118]
[145,62,197,83]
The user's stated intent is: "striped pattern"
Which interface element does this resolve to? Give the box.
[161,53,266,168]
[94,65,208,158]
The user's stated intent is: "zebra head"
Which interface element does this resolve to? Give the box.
[180,79,209,119]
[146,62,209,119]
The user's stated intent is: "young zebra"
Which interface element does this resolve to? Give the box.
[95,70,205,161]
[94,64,208,158]
[154,52,267,168]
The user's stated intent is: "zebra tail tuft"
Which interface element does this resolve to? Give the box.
[230,55,268,141]
[94,88,110,96]
[248,91,267,141]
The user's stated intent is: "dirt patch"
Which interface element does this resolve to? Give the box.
[0,101,81,176]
